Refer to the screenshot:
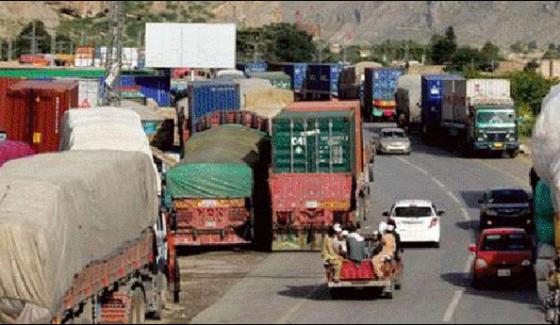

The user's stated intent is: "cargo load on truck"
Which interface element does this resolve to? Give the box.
[0,150,158,323]
[420,74,463,140]
[270,101,371,251]
[247,71,292,90]
[532,85,560,323]
[303,63,344,100]
[166,125,269,246]
[268,62,309,95]
[395,74,422,130]
[364,67,402,122]
[437,78,520,157]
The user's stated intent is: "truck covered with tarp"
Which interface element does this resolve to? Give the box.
[0,150,163,324]
[0,140,34,167]
[165,125,271,298]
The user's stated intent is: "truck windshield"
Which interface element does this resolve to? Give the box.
[477,110,515,126]
[394,207,433,217]
[480,233,530,251]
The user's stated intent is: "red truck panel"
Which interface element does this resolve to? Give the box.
[285,100,364,175]
[5,80,78,153]
[0,78,22,131]
[0,140,34,166]
[269,173,354,227]
[172,198,251,246]
[340,260,376,281]
[183,110,270,142]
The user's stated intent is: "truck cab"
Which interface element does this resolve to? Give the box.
[471,105,519,157]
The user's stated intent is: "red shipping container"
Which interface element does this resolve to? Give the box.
[19,54,44,64]
[284,100,365,175]
[0,78,23,132]
[269,173,354,227]
[5,80,78,153]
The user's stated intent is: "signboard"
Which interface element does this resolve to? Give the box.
[145,23,236,68]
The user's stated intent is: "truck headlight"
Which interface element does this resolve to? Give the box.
[475,258,488,269]
[521,259,532,267]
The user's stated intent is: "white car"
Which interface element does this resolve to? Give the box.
[380,200,444,248]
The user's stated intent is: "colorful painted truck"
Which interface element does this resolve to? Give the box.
[269,100,372,251]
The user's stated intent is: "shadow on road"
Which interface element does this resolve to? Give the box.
[277,284,387,301]
[459,191,485,209]
[440,272,540,307]
[455,220,480,232]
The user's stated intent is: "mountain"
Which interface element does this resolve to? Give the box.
[1,1,560,49]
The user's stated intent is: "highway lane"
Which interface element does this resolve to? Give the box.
[190,126,543,324]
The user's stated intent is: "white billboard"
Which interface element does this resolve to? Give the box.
[145,23,236,68]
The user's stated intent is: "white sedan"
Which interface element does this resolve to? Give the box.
[380,200,444,248]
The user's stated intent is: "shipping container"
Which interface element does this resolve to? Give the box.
[237,62,268,75]
[272,110,356,174]
[4,80,78,153]
[76,79,100,108]
[0,68,105,79]
[99,75,171,106]
[269,100,369,251]
[395,74,422,127]
[303,63,344,99]
[186,80,241,132]
[338,66,360,100]
[364,67,402,120]
[421,74,464,131]
[269,62,308,93]
[246,72,291,90]
[0,78,23,132]
[19,54,45,64]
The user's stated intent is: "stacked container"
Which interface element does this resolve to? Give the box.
[236,62,268,75]
[269,62,309,94]
[304,63,344,99]
[364,67,402,120]
[420,74,465,132]
[4,80,78,153]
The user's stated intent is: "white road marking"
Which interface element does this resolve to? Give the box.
[443,255,475,322]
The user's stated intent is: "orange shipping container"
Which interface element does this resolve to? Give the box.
[5,80,78,153]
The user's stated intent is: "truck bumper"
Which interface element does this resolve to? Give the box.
[328,280,392,288]
[474,141,519,151]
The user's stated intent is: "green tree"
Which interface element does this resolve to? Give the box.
[524,59,540,72]
[450,46,484,71]
[429,26,458,64]
[15,20,52,56]
[507,70,557,115]
[543,48,560,59]
[528,40,538,51]
[510,41,525,53]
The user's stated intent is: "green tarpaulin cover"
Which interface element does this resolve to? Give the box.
[167,125,267,199]
[535,180,555,245]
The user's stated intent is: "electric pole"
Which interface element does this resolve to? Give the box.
[102,1,124,106]
[21,21,46,55]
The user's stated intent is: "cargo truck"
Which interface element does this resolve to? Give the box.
[0,151,166,324]
[269,101,372,251]
[437,78,520,157]
[165,125,271,295]
[364,67,402,122]
[269,62,309,97]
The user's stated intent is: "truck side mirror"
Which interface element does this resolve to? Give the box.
[469,244,477,253]
[382,211,390,217]
[438,211,445,216]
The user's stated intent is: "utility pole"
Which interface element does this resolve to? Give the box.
[7,39,12,61]
[50,33,56,55]
[102,1,124,106]
[21,21,45,55]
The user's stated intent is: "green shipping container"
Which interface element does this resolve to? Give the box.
[272,110,355,174]
[0,68,158,79]
[166,125,269,199]
[248,72,291,90]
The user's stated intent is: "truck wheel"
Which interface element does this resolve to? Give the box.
[368,165,374,183]
[131,288,146,324]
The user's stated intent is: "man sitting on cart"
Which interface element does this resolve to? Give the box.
[321,226,344,282]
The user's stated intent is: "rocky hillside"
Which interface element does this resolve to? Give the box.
[2,1,560,48]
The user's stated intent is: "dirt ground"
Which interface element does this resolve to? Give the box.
[148,250,268,324]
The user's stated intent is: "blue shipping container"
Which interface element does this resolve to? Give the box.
[236,62,268,75]
[363,67,402,116]
[421,74,464,126]
[99,75,171,106]
[305,63,343,96]
[270,63,308,92]
[188,81,241,131]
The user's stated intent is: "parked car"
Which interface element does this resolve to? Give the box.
[381,200,443,247]
[376,128,412,155]
[479,188,532,230]
[469,228,534,288]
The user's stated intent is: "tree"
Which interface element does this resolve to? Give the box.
[15,20,52,56]
[528,40,538,51]
[507,70,557,115]
[543,48,560,59]
[450,46,484,71]
[510,41,525,54]
[429,26,458,64]
[524,59,540,72]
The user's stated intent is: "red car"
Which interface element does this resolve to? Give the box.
[469,228,534,288]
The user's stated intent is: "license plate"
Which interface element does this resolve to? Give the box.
[495,143,504,148]
[497,269,511,277]
[205,221,217,228]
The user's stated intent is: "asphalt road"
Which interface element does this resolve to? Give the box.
[190,124,543,324]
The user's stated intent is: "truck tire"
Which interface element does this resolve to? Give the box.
[508,149,519,159]
[131,288,146,324]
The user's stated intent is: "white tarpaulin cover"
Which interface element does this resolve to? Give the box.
[60,107,161,193]
[0,151,158,322]
[533,84,560,210]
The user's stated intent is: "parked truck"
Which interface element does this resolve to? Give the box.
[269,100,372,251]
[437,78,520,157]
[0,151,165,324]
[269,62,309,98]
[395,74,422,132]
[364,67,402,122]
[302,63,344,100]
[165,125,271,295]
